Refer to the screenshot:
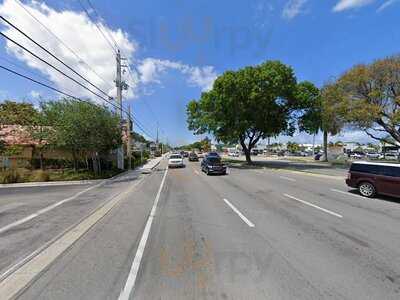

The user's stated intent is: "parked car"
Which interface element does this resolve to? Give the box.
[346,161,400,198]
[350,152,365,159]
[251,149,258,156]
[188,152,199,161]
[201,156,227,175]
[228,151,240,157]
[366,152,380,159]
[379,153,399,161]
[168,154,185,168]
[277,150,286,157]
[314,153,322,161]
[197,151,204,158]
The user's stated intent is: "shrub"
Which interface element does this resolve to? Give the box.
[31,170,50,182]
[1,170,21,184]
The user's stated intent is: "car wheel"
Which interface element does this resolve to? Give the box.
[358,182,376,198]
[206,168,210,176]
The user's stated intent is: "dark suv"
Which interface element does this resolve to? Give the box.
[201,156,227,175]
[346,161,400,198]
[188,152,199,161]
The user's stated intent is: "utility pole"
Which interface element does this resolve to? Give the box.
[127,105,132,170]
[116,49,124,169]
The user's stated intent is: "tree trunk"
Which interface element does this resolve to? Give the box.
[323,130,328,162]
[312,133,315,156]
[240,138,252,164]
[244,148,251,164]
[72,151,77,171]
[39,152,44,170]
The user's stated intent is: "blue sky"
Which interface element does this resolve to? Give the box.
[0,0,399,145]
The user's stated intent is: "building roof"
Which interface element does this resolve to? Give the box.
[0,125,40,146]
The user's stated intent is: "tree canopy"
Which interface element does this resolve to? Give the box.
[40,99,122,167]
[187,60,307,163]
[0,100,39,126]
[335,55,400,145]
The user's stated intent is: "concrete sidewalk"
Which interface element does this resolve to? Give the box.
[139,156,164,173]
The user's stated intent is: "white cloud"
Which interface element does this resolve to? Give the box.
[333,0,375,12]
[138,58,217,92]
[0,0,136,102]
[377,0,399,11]
[0,0,217,103]
[282,0,308,20]
[29,90,40,98]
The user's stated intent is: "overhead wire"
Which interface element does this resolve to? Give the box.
[0,30,119,109]
[78,0,161,137]
[0,63,156,141]
[77,0,116,56]
[0,16,112,99]
[11,0,114,91]
[85,0,119,49]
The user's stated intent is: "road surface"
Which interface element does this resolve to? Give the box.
[1,158,400,299]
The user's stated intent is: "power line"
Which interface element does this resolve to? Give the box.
[0,55,54,86]
[0,30,118,109]
[11,0,113,91]
[0,16,112,99]
[77,0,116,56]
[81,2,159,141]
[0,64,90,101]
[0,63,137,121]
[0,55,76,96]
[85,0,119,49]
[124,62,162,128]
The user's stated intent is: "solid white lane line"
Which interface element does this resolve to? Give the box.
[283,194,343,218]
[0,181,106,235]
[118,168,168,300]
[279,176,296,182]
[330,188,364,199]
[0,176,145,300]
[223,198,255,227]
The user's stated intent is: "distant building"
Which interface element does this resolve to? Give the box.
[0,125,72,169]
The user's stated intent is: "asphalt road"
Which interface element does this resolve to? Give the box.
[1,158,400,299]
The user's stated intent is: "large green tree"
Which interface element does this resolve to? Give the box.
[336,55,400,145]
[0,100,39,125]
[187,61,304,163]
[298,83,344,161]
[41,99,122,170]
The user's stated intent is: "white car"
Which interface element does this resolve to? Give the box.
[379,153,399,161]
[228,151,240,157]
[168,154,185,168]
[350,153,365,159]
[366,152,380,159]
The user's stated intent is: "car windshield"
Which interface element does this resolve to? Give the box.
[207,157,221,164]
[2,1,400,299]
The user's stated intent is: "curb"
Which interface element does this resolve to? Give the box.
[0,180,102,189]
[0,157,164,189]
[0,169,131,189]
